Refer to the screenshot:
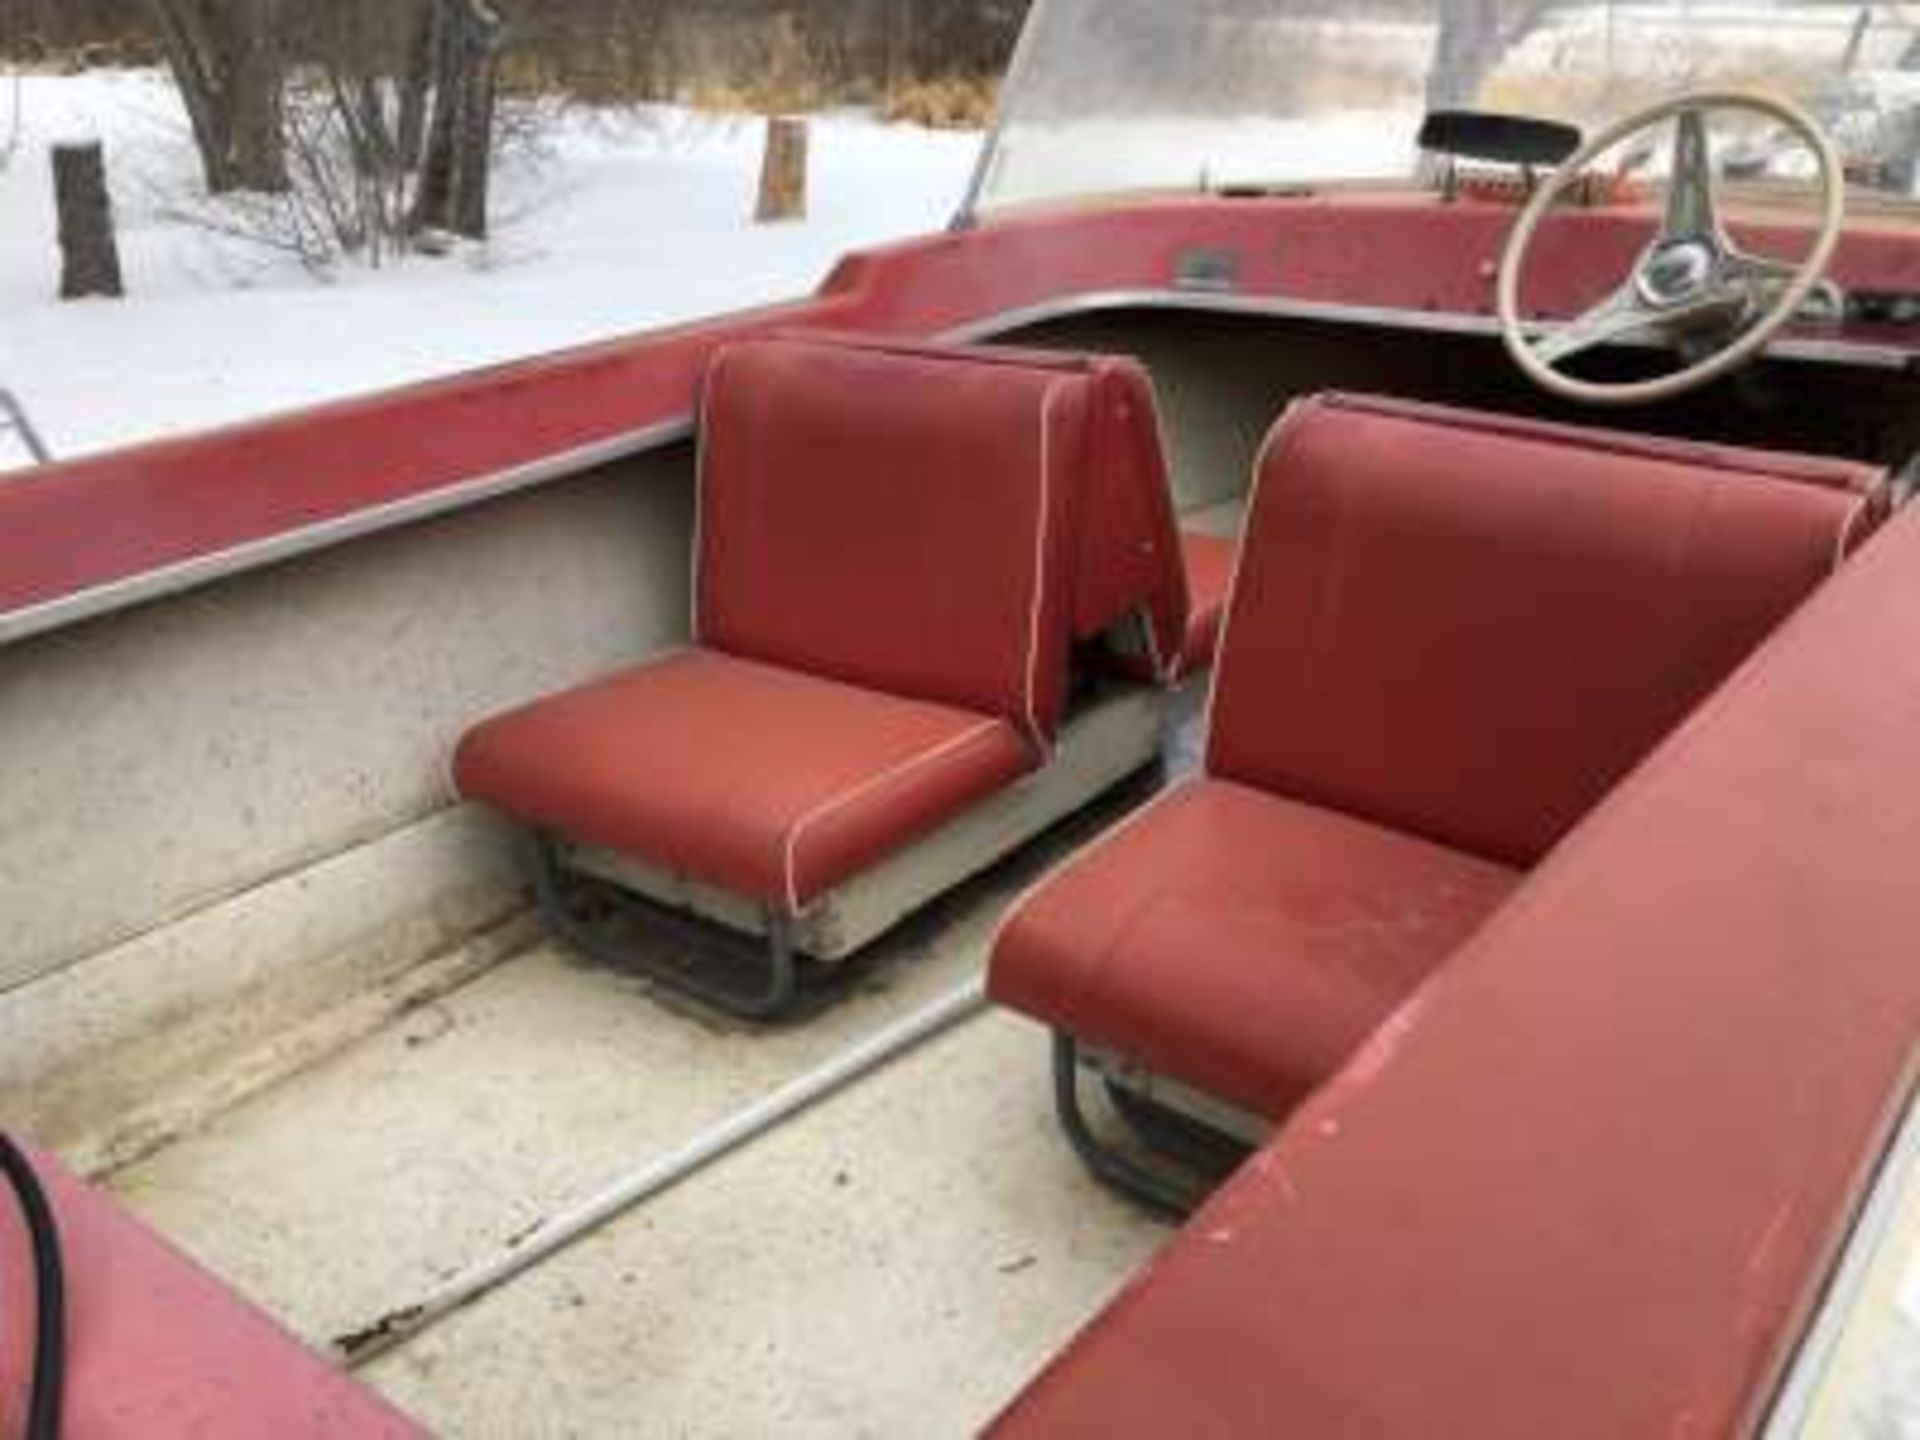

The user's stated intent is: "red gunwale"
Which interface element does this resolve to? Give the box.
[4,190,1918,643]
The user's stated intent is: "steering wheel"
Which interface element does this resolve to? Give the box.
[1497,91,1845,406]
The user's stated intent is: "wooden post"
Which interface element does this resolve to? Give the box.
[410,0,505,242]
[450,2,504,240]
[755,116,808,224]
[51,141,124,300]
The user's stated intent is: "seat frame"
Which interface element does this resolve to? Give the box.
[528,832,803,1020]
[1052,1032,1255,1218]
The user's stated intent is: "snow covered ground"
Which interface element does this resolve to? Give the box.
[0,70,980,468]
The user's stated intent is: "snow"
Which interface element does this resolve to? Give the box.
[0,70,981,468]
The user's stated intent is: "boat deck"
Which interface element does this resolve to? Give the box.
[100,807,1164,1437]
[61,722,1920,1437]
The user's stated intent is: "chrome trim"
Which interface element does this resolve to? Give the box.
[0,418,694,649]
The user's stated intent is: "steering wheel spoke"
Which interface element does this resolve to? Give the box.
[1661,107,1725,247]
[1532,286,1656,365]
[1722,247,1845,320]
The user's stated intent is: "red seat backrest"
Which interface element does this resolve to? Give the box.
[774,331,1190,678]
[1208,393,1883,867]
[696,338,1084,743]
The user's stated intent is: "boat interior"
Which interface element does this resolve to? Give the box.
[6,41,1920,1440]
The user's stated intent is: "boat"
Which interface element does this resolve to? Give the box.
[4,0,1919,1434]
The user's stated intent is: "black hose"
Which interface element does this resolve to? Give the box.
[0,1134,63,1440]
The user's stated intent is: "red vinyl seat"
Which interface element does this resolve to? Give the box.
[457,334,1178,921]
[990,457,1920,1440]
[1,1142,422,1439]
[991,391,1882,1121]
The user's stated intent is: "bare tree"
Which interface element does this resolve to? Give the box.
[142,0,287,192]
[1425,0,1553,112]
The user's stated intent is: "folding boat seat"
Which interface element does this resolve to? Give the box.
[776,331,1194,678]
[989,392,1885,1209]
[455,335,1183,1017]
[1,1139,422,1438]
[784,330,1238,684]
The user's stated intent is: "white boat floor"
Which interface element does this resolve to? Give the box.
[104,822,1166,1437]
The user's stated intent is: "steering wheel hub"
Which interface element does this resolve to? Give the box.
[1636,239,1718,309]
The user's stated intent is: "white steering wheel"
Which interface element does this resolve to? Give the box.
[1497,90,1845,406]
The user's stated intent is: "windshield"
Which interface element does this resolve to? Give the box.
[971,0,1920,214]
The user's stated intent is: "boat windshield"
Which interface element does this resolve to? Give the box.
[969,0,1920,216]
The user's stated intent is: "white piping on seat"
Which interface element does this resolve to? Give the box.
[689,348,732,646]
[1197,398,1306,780]
[782,718,1009,915]
[1021,378,1073,758]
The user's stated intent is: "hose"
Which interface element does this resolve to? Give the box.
[0,1134,63,1440]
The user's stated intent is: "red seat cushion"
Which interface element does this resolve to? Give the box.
[1173,531,1236,678]
[1209,392,1879,866]
[456,650,1034,912]
[989,777,1518,1118]
[697,338,1081,743]
[1,1143,421,1439]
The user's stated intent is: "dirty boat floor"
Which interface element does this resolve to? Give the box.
[101,828,1164,1437]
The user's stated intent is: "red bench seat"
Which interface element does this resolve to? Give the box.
[457,338,1085,921]
[990,489,1920,1440]
[993,392,1883,1146]
[457,336,1195,1013]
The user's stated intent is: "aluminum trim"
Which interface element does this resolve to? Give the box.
[0,418,694,649]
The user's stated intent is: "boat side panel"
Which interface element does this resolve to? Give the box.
[0,448,693,1150]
